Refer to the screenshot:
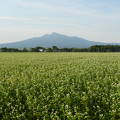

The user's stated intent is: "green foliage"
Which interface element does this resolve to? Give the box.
[89,45,120,52]
[0,53,120,119]
[1,45,120,52]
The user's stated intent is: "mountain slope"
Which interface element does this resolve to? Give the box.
[0,33,118,48]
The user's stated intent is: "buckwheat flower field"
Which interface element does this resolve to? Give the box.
[0,53,120,120]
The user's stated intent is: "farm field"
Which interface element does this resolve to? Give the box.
[0,53,120,120]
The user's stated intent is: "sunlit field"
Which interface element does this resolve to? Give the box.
[0,53,120,120]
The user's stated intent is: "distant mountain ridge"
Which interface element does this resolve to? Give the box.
[0,32,119,48]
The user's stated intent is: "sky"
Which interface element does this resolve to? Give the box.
[0,0,120,43]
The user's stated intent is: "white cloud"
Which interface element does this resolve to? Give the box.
[0,16,30,21]
[16,0,120,21]
[0,0,120,43]
[17,0,52,9]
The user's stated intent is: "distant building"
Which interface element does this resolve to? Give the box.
[39,49,44,52]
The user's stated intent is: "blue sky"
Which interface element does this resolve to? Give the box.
[0,0,120,43]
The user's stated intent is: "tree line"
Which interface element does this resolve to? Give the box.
[1,45,120,52]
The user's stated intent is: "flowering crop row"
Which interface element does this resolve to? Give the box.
[0,53,120,120]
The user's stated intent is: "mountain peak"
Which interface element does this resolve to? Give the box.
[51,32,63,36]
[49,32,70,38]
[43,32,63,38]
[0,33,117,48]
[51,32,58,35]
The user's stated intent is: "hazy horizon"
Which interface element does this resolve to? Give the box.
[0,0,120,43]
[0,32,120,44]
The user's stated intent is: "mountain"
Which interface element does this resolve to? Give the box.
[0,32,119,48]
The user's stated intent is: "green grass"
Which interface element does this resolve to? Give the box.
[0,53,120,120]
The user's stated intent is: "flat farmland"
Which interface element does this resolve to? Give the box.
[0,53,120,120]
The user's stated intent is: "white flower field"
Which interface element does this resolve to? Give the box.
[0,53,120,119]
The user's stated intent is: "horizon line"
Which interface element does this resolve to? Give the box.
[0,32,119,44]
